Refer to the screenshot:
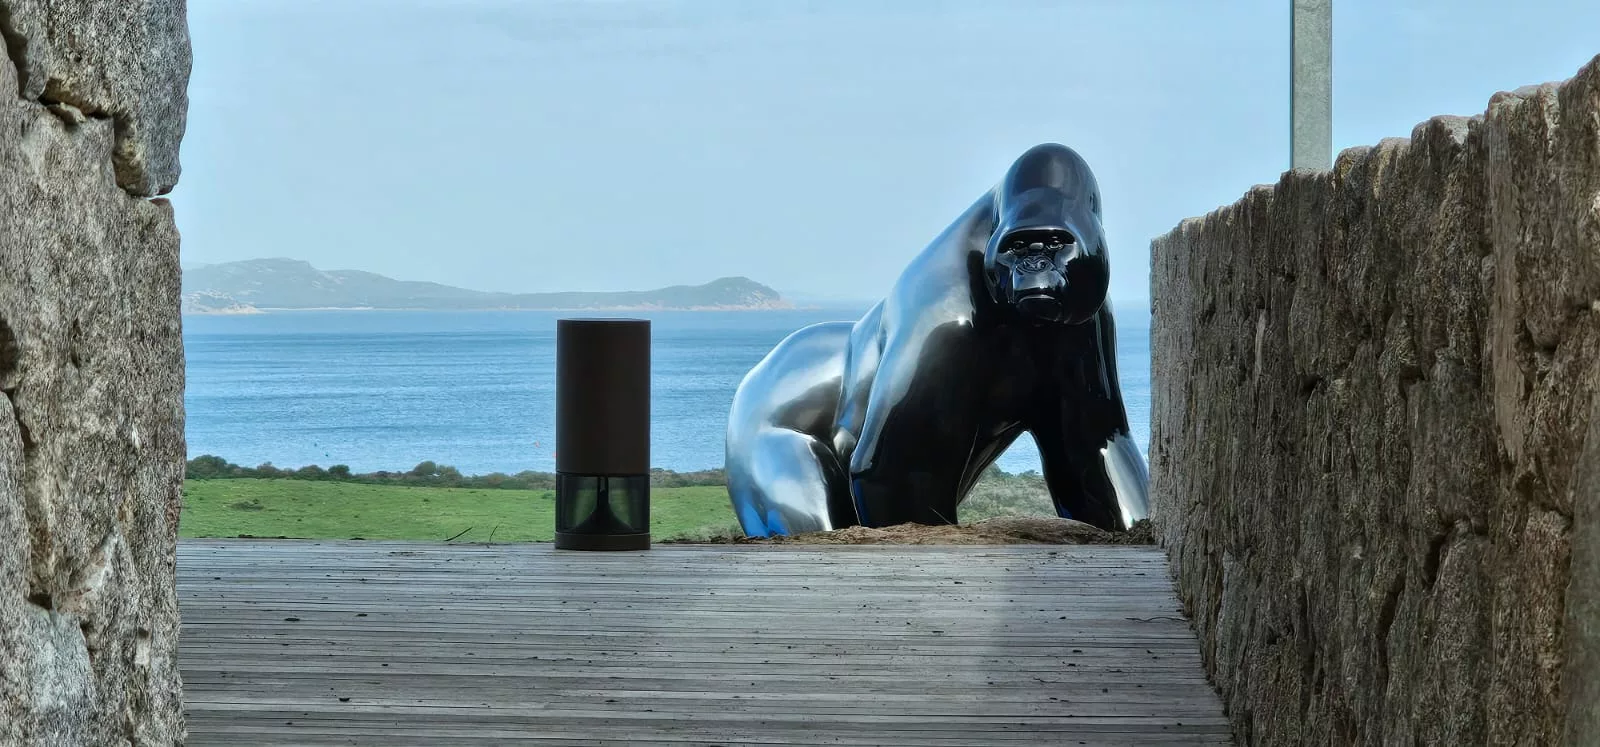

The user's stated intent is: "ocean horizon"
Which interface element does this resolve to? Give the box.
[183,305,1152,477]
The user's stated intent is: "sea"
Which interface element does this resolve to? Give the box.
[183,307,1152,476]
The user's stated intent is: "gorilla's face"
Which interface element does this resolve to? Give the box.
[986,226,1108,325]
[983,144,1111,326]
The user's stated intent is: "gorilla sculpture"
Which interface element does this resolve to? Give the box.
[725,143,1148,537]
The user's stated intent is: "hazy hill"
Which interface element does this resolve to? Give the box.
[181,259,791,313]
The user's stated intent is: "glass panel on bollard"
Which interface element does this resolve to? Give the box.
[554,474,649,550]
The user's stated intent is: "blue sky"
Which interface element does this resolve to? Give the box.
[172,0,1600,303]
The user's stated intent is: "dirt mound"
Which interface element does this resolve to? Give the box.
[670,517,1155,546]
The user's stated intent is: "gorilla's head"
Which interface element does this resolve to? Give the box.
[983,144,1109,325]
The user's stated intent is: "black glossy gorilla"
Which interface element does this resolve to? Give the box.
[725,143,1148,537]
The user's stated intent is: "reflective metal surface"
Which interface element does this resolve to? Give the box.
[726,143,1149,536]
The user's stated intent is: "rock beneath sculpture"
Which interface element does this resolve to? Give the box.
[1151,54,1600,745]
[0,3,188,744]
[758,517,1157,546]
[667,517,1156,546]
[0,0,192,195]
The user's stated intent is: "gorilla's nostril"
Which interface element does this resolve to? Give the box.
[1018,255,1054,273]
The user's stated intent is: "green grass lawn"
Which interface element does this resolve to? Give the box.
[180,479,737,542]
[180,473,1057,542]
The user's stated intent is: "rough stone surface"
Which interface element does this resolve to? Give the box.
[1569,397,1600,742]
[1151,55,1600,745]
[0,0,191,196]
[0,2,188,744]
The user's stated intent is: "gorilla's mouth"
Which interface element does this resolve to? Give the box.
[1015,292,1064,322]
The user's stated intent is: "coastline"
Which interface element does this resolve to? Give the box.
[181,303,829,316]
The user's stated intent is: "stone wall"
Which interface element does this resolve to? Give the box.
[0,0,190,744]
[1151,55,1600,745]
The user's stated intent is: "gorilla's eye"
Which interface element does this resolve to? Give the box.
[1007,233,1073,255]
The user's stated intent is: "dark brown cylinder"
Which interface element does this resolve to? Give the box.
[555,318,650,475]
[554,318,650,551]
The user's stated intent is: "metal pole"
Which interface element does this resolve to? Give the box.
[1291,0,1332,170]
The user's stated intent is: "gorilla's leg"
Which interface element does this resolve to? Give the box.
[847,326,984,527]
[725,321,856,537]
[727,428,852,537]
[1031,421,1125,530]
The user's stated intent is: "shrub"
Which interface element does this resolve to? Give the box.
[186,454,233,479]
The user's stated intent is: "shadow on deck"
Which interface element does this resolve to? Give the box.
[177,541,1230,746]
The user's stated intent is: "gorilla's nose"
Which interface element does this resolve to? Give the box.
[1016,294,1063,321]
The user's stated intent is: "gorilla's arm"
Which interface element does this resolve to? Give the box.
[834,194,999,527]
[846,317,986,527]
[1029,305,1150,530]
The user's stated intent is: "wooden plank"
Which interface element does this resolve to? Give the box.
[185,725,1234,747]
[178,540,1230,746]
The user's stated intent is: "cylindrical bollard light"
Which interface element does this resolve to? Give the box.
[554,318,651,551]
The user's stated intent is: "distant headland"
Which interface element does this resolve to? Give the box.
[181,258,795,314]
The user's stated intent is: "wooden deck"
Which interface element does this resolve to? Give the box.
[177,541,1230,746]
